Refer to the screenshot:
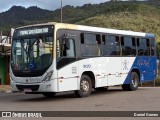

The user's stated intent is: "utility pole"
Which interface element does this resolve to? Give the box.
[60,0,63,23]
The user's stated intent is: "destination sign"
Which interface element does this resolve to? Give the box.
[20,28,49,36]
[14,25,54,37]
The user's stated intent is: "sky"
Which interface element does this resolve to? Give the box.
[0,0,110,12]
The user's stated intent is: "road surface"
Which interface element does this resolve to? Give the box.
[0,87,159,120]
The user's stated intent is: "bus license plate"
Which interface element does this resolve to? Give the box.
[24,88,32,92]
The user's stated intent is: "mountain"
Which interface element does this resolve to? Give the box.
[0,6,52,31]
[1,0,160,41]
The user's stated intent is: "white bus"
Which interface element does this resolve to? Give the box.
[10,22,157,97]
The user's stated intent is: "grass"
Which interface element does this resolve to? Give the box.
[77,4,160,42]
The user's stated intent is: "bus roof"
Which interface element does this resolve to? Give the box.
[76,25,155,39]
[16,22,155,39]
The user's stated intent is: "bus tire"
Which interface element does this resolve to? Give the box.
[75,75,92,97]
[122,72,139,91]
[42,92,56,98]
[95,87,108,91]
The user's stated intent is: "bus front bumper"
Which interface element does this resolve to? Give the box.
[10,80,57,93]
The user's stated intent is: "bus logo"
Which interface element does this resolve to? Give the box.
[83,64,91,68]
[122,60,129,70]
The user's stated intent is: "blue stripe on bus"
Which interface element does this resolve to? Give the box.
[123,56,157,84]
[145,33,155,39]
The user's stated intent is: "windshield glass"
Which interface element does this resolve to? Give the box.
[11,36,53,71]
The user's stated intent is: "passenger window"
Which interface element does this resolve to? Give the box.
[102,35,120,56]
[137,38,150,56]
[121,36,136,56]
[84,34,96,44]
[59,38,75,57]
[150,39,155,56]
[81,33,101,56]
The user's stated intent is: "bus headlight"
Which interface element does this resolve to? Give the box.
[42,70,53,82]
[10,74,15,82]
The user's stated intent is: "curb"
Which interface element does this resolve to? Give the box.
[0,90,12,93]
[0,85,11,93]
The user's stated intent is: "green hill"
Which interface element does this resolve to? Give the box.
[77,4,160,41]
[1,1,160,42]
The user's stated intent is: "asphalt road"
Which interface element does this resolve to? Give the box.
[0,87,160,120]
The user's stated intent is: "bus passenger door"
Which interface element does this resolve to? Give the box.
[57,38,79,92]
[104,35,122,86]
[107,57,122,86]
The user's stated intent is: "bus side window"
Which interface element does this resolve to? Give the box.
[115,36,121,55]
[150,39,155,56]
[121,36,136,56]
[137,38,150,56]
[102,35,120,56]
[65,39,75,57]
[110,35,120,55]
[60,38,75,57]
[81,33,101,56]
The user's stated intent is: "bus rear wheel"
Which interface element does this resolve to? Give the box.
[43,92,56,98]
[75,75,92,97]
[122,72,139,91]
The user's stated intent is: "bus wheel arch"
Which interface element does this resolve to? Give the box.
[122,69,140,91]
[81,71,96,88]
[74,71,95,97]
[131,69,140,82]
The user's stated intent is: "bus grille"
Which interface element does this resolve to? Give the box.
[16,85,39,91]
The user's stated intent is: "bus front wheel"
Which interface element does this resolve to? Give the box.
[122,72,139,91]
[75,75,92,97]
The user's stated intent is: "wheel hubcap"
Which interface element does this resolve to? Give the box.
[81,80,89,92]
[131,75,138,88]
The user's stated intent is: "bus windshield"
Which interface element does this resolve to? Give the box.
[11,36,53,71]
